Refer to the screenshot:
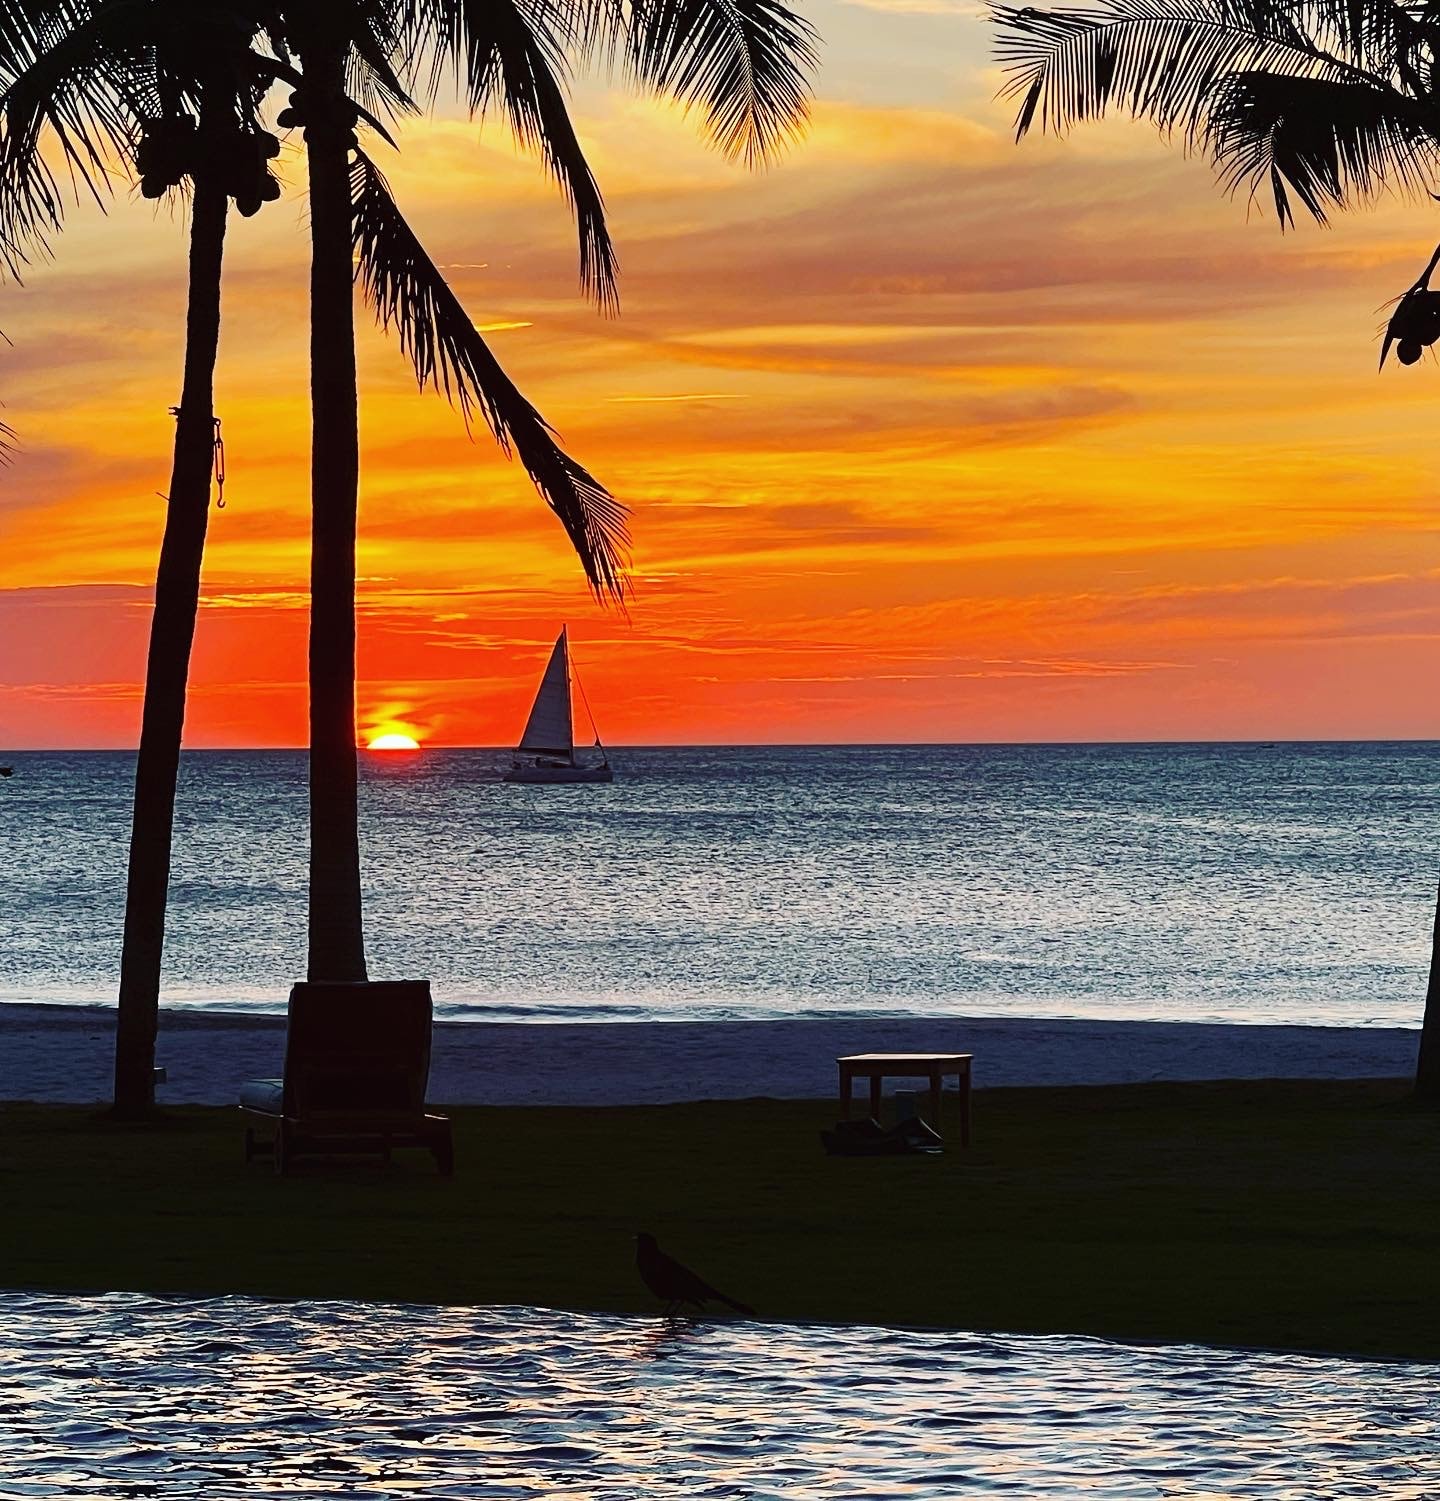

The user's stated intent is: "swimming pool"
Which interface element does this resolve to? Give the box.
[0,1292,1433,1497]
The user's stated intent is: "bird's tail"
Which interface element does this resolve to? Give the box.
[717,1292,756,1317]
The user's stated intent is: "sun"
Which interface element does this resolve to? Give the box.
[367,733,421,751]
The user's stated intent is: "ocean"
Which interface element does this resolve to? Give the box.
[0,742,1435,1027]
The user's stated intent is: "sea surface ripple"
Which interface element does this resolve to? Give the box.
[1,742,1436,1026]
[0,1292,1435,1498]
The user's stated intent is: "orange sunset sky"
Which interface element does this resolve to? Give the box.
[3,2,1439,748]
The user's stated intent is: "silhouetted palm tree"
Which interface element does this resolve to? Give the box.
[1,0,288,1116]
[0,0,666,1111]
[994,0,1440,1097]
[277,0,817,983]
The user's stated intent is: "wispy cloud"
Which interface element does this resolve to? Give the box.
[606,393,748,403]
[838,0,983,15]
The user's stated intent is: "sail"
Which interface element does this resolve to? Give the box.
[518,630,573,758]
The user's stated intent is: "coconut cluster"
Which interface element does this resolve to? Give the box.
[275,91,360,149]
[1384,289,1440,366]
[134,117,282,217]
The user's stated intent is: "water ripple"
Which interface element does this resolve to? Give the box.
[0,1293,1434,1497]
[3,744,1439,1026]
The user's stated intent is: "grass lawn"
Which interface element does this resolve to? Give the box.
[3,1080,1438,1360]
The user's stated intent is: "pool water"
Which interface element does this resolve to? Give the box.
[0,1293,1434,1498]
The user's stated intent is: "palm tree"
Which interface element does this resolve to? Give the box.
[2,1,627,1109]
[4,0,817,1098]
[993,0,1440,1097]
[0,0,287,1117]
[274,0,818,984]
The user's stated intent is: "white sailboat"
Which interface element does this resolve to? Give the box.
[504,627,614,785]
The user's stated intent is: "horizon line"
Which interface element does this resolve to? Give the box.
[5,736,1440,754]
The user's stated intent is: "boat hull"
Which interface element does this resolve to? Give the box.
[504,763,614,785]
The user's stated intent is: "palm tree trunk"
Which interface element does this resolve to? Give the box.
[1416,881,1440,1101]
[301,40,367,982]
[111,174,229,1118]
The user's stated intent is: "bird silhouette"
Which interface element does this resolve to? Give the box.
[635,1232,755,1317]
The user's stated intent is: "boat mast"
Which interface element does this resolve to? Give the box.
[560,625,574,766]
[571,643,607,768]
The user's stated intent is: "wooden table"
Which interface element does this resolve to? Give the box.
[837,1053,973,1146]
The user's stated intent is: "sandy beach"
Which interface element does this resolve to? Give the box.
[0,1002,1419,1106]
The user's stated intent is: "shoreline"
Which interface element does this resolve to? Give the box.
[0,1002,1419,1106]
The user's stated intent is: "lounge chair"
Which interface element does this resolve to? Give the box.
[239,980,454,1176]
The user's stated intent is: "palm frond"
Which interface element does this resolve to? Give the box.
[1299,0,1440,81]
[620,0,818,164]
[350,147,628,602]
[0,1,146,276]
[0,0,93,62]
[1207,69,1437,222]
[340,0,419,123]
[993,0,1382,143]
[403,0,617,311]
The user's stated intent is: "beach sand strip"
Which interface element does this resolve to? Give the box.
[0,1003,1419,1106]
